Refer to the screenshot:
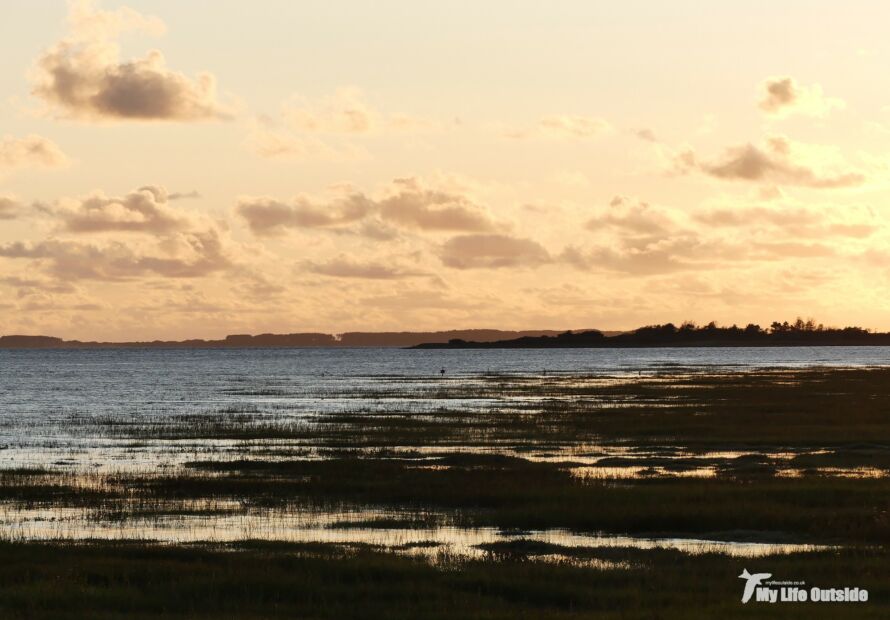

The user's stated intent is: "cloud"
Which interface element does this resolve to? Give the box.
[0,135,69,169]
[303,256,426,279]
[377,178,497,232]
[758,77,844,118]
[0,196,23,220]
[694,204,877,239]
[354,219,400,241]
[359,288,486,312]
[0,229,231,280]
[168,190,200,201]
[586,196,674,238]
[570,196,714,274]
[634,128,658,142]
[47,185,189,234]
[246,89,439,161]
[282,87,376,134]
[749,240,834,259]
[566,205,841,275]
[538,115,611,138]
[506,115,611,139]
[675,137,865,188]
[695,206,819,228]
[245,117,368,162]
[236,194,373,236]
[561,238,703,275]
[0,275,77,295]
[237,178,497,236]
[31,0,228,121]
[439,234,550,269]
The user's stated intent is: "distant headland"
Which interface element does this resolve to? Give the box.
[2,320,889,349]
[0,329,608,350]
[413,319,890,348]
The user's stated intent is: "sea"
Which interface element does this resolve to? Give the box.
[0,346,885,554]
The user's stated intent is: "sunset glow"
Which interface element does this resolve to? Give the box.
[3,0,889,340]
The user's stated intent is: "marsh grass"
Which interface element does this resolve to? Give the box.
[3,454,889,543]
[3,367,890,617]
[90,368,890,450]
[0,541,886,619]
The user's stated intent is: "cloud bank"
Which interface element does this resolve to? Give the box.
[237,178,498,236]
[0,230,231,281]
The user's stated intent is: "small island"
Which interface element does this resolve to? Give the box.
[413,319,890,348]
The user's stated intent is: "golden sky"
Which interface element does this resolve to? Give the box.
[2,0,890,340]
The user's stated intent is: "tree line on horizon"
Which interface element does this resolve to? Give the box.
[426,318,887,348]
[627,317,871,338]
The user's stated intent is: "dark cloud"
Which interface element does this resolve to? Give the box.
[439,234,550,269]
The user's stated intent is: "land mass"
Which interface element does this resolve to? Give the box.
[413,319,890,348]
[0,329,610,349]
[5,319,889,349]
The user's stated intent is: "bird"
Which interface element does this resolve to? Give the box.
[738,569,772,603]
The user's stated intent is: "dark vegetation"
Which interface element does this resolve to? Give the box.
[0,542,887,619]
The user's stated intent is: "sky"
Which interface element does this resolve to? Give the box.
[2,0,890,340]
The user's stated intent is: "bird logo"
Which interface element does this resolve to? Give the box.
[739,569,772,603]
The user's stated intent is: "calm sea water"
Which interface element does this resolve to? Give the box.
[1,346,889,472]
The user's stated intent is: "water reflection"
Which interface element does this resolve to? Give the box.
[0,504,829,560]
